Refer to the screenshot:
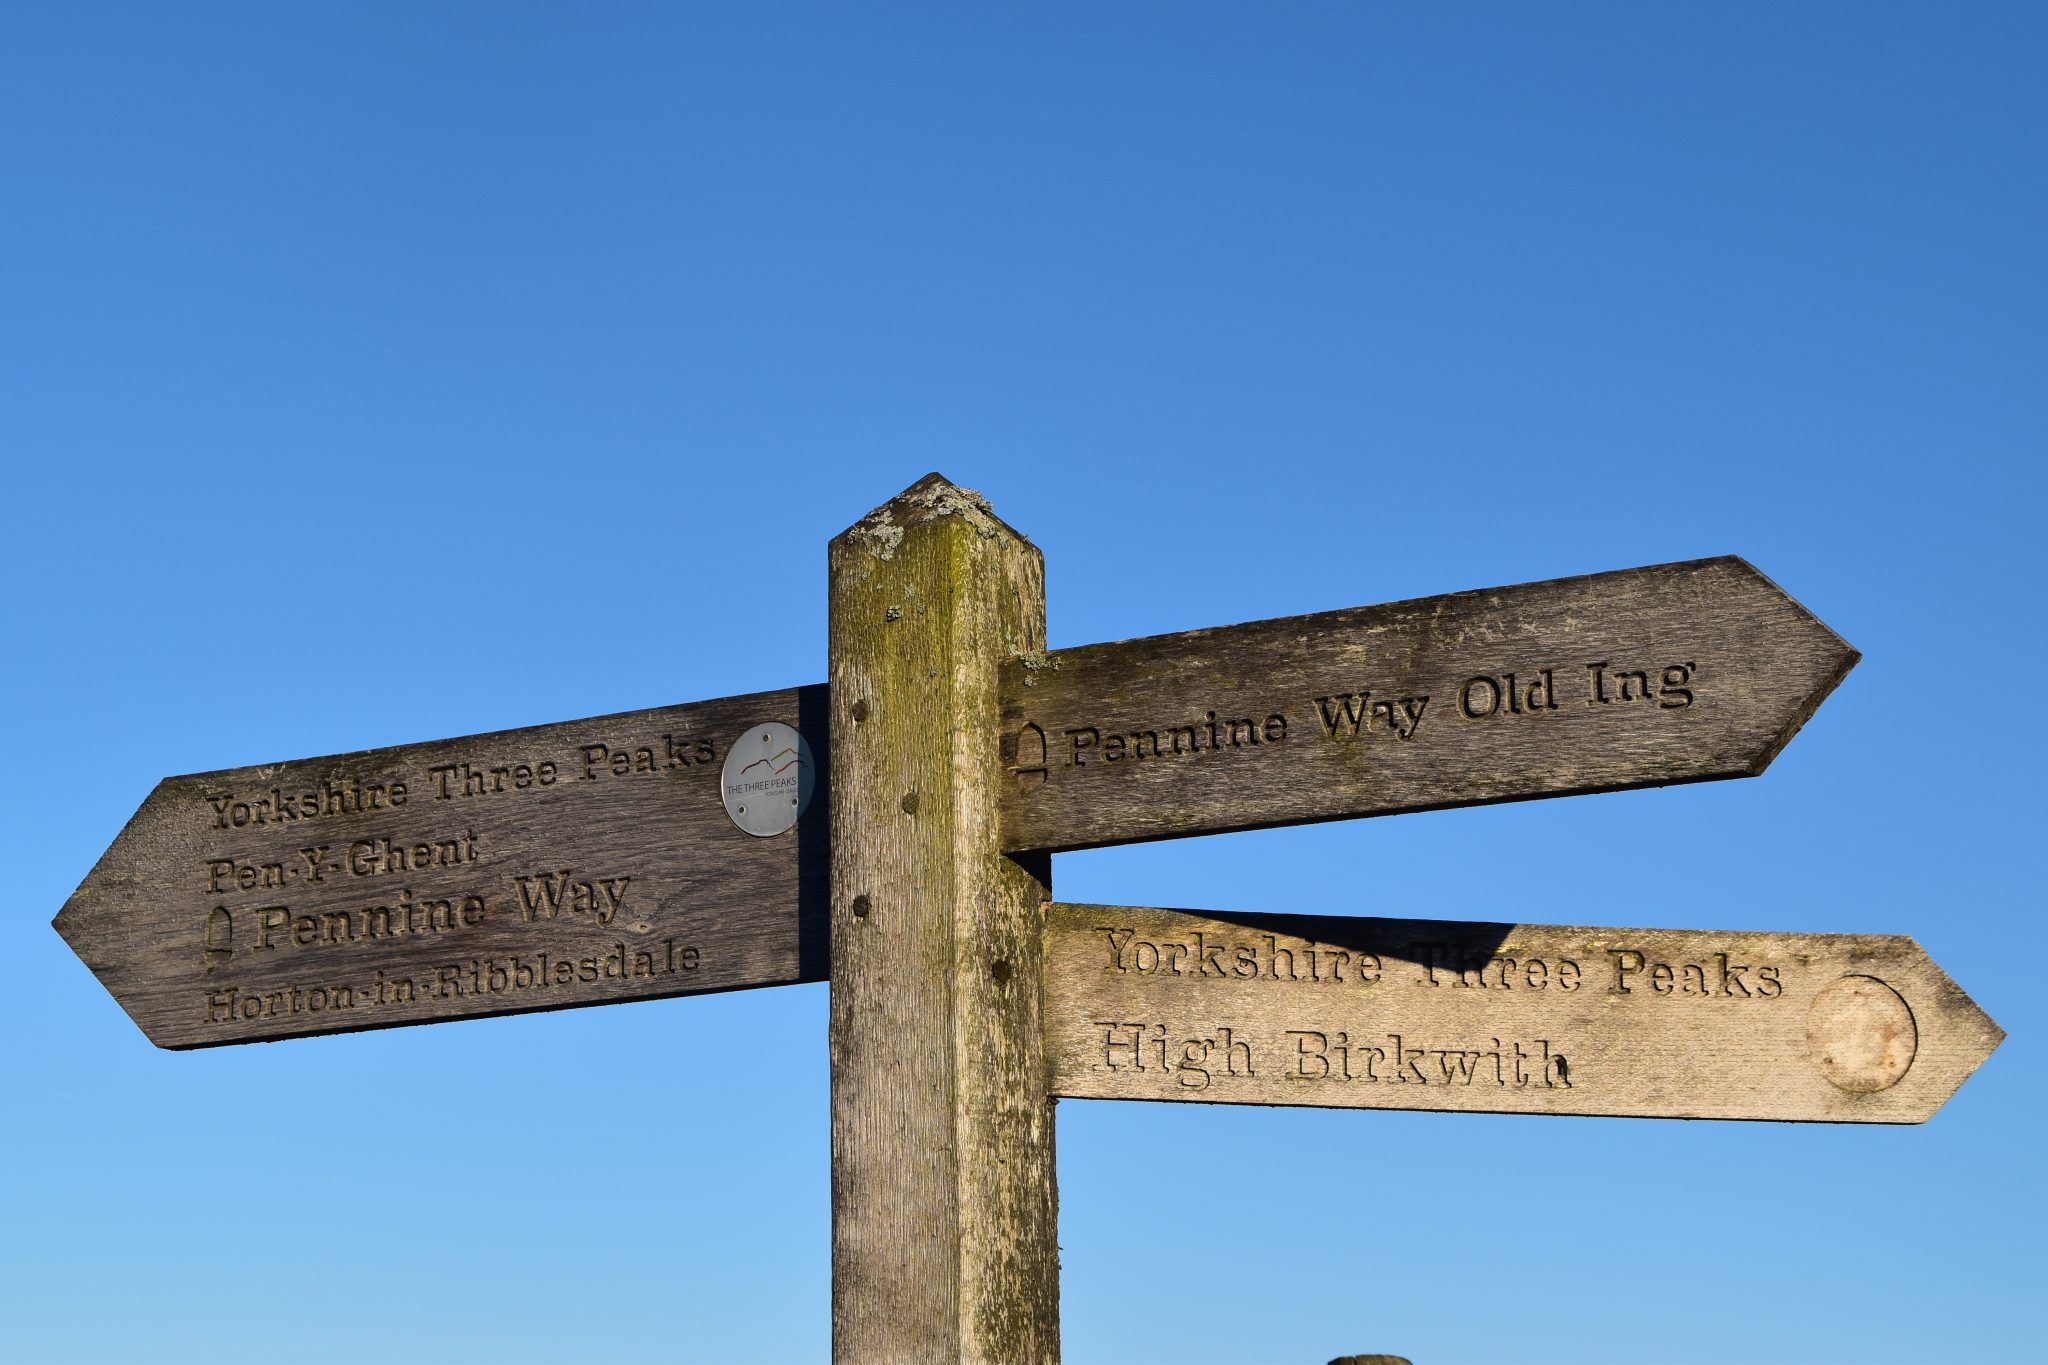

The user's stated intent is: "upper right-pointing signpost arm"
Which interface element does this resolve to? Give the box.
[998,555,1858,854]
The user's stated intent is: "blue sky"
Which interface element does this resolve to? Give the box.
[3,5,2042,1362]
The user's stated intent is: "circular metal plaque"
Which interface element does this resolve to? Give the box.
[721,722,815,837]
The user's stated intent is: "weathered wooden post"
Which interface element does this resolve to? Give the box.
[827,474,1060,1363]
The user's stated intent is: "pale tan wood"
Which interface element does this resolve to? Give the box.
[999,557,1857,853]
[828,474,1059,1365]
[1044,902,2001,1123]
[54,686,828,1048]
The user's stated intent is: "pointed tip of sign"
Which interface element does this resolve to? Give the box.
[1724,554,1862,660]
[49,780,194,1049]
[52,854,111,964]
[1713,556,1861,778]
[50,904,79,963]
[1895,935,2007,1122]
[51,886,179,1050]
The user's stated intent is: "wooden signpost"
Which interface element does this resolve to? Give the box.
[1045,902,2000,1123]
[997,556,1857,853]
[55,687,829,1047]
[53,474,2001,1364]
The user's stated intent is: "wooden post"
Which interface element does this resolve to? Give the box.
[827,474,1059,1364]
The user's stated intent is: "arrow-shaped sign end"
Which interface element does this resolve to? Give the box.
[1719,556,1861,778]
[1885,936,2005,1124]
[52,779,220,1051]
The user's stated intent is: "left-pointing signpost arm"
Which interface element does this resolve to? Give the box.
[53,687,830,1047]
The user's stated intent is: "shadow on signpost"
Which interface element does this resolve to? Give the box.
[1079,904,1519,983]
[794,681,834,982]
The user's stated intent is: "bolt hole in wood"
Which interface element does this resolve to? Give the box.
[900,792,919,815]
[851,699,869,724]
[991,959,1012,984]
[851,895,870,920]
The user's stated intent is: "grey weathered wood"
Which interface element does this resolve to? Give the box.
[54,686,828,1048]
[999,557,1857,853]
[828,475,1060,1364]
[1045,902,2001,1123]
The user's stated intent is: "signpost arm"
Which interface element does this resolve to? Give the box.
[828,474,1059,1364]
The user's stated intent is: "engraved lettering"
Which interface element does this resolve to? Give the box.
[1090,925,1382,990]
[1608,948,1645,994]
[1458,669,1558,721]
[1660,663,1695,708]
[1588,659,1700,710]
[369,941,699,1004]
[665,733,717,768]
[511,869,630,926]
[237,887,493,956]
[579,743,660,780]
[426,760,557,800]
[1419,942,1581,991]
[204,779,406,830]
[1314,693,1368,736]
[345,830,480,878]
[1314,693,1426,740]
[1053,709,1291,772]
[1288,1030,1329,1078]
[1097,1021,1142,1072]
[1607,946,1781,1000]
[1065,727,1099,766]
[1010,721,1050,786]
[203,908,233,970]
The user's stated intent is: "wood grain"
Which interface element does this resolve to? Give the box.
[999,557,1857,852]
[827,475,1060,1365]
[1044,902,2002,1123]
[54,686,828,1048]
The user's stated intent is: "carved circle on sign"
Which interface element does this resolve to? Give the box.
[721,722,814,837]
[1806,974,1917,1093]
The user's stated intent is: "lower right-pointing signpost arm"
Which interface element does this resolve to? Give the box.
[1041,902,2001,1123]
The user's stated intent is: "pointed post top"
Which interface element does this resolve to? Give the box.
[835,471,1032,557]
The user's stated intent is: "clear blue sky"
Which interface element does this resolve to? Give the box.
[4,6,2042,1363]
